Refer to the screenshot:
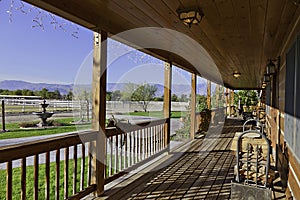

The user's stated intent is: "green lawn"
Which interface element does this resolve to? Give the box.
[129,111,187,118]
[0,118,91,140]
[0,157,88,200]
[0,155,130,199]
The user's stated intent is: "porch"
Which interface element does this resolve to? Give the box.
[97,118,285,200]
[2,0,300,199]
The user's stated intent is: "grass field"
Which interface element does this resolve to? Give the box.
[0,118,91,140]
[0,111,186,140]
[0,157,88,200]
[0,154,128,199]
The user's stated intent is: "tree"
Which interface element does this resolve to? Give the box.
[66,90,73,100]
[111,90,122,101]
[131,83,157,112]
[53,89,62,99]
[234,90,258,106]
[179,94,189,102]
[171,94,179,102]
[13,89,22,95]
[196,94,207,112]
[39,88,49,99]
[121,82,138,101]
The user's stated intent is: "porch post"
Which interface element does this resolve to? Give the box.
[207,80,211,109]
[190,73,197,139]
[215,84,220,108]
[226,88,230,116]
[164,62,172,151]
[92,30,107,196]
[230,90,235,116]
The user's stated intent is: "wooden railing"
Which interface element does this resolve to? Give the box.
[105,118,167,181]
[0,131,97,200]
[0,118,168,199]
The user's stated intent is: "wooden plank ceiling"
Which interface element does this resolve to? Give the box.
[24,0,299,89]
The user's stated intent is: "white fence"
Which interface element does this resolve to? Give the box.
[0,99,189,113]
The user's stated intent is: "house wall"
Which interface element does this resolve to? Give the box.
[266,11,300,198]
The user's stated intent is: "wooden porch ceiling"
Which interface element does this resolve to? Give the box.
[24,0,299,89]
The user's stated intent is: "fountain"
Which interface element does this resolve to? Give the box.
[32,99,54,127]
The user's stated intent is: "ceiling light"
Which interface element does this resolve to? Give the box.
[233,72,241,78]
[176,7,204,28]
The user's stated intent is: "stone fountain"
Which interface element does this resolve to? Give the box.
[32,99,54,127]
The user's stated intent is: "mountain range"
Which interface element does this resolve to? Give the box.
[0,80,207,96]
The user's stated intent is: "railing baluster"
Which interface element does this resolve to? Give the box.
[143,129,145,159]
[45,152,50,200]
[139,130,142,162]
[154,125,157,154]
[134,131,137,164]
[129,132,132,166]
[88,142,92,186]
[161,124,163,150]
[125,133,128,169]
[137,130,139,163]
[162,124,165,149]
[6,161,12,200]
[21,158,26,200]
[120,133,125,171]
[73,145,78,195]
[150,127,152,156]
[146,128,150,158]
[55,150,60,200]
[110,136,113,176]
[81,144,85,191]
[64,147,69,199]
[115,135,119,173]
[34,155,39,200]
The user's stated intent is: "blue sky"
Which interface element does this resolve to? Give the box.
[0,0,198,86]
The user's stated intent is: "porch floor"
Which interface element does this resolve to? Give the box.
[96,119,285,200]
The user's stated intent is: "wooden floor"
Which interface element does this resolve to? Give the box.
[96,119,284,200]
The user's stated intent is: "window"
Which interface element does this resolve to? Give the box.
[285,35,300,160]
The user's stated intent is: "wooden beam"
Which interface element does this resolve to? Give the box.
[207,80,211,109]
[164,62,172,150]
[92,30,107,196]
[190,73,197,139]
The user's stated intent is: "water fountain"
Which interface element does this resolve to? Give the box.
[32,99,54,127]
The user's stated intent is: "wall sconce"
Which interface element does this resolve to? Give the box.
[233,72,241,78]
[266,59,276,75]
[176,7,204,28]
[262,82,267,89]
[263,74,270,82]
